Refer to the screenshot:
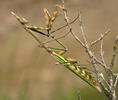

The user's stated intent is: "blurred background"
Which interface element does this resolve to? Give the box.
[0,0,118,100]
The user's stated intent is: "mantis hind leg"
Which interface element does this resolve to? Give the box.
[46,37,68,55]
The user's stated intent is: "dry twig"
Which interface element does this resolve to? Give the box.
[77,90,81,100]
[60,0,117,99]
[100,40,105,64]
[91,29,111,46]
[78,12,87,44]
[110,35,118,69]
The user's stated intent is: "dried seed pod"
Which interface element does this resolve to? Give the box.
[52,6,58,22]
[43,8,51,28]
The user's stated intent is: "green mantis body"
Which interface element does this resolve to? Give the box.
[51,52,101,92]
[26,24,101,92]
[11,6,101,92]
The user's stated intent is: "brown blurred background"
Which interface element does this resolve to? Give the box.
[0,0,118,100]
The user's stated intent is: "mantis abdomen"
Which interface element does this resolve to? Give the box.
[66,64,101,92]
[52,52,101,92]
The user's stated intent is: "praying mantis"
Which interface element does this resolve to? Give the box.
[11,4,102,92]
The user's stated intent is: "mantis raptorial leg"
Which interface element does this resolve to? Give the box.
[27,24,67,55]
[26,5,68,54]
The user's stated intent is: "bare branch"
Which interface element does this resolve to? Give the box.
[91,29,111,46]
[94,57,108,69]
[114,74,118,88]
[99,73,110,88]
[110,35,118,69]
[61,1,86,48]
[83,42,109,95]
[78,12,87,44]
[100,40,106,64]
[77,90,81,100]
[94,57,114,78]
[108,35,118,99]
[60,1,110,95]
